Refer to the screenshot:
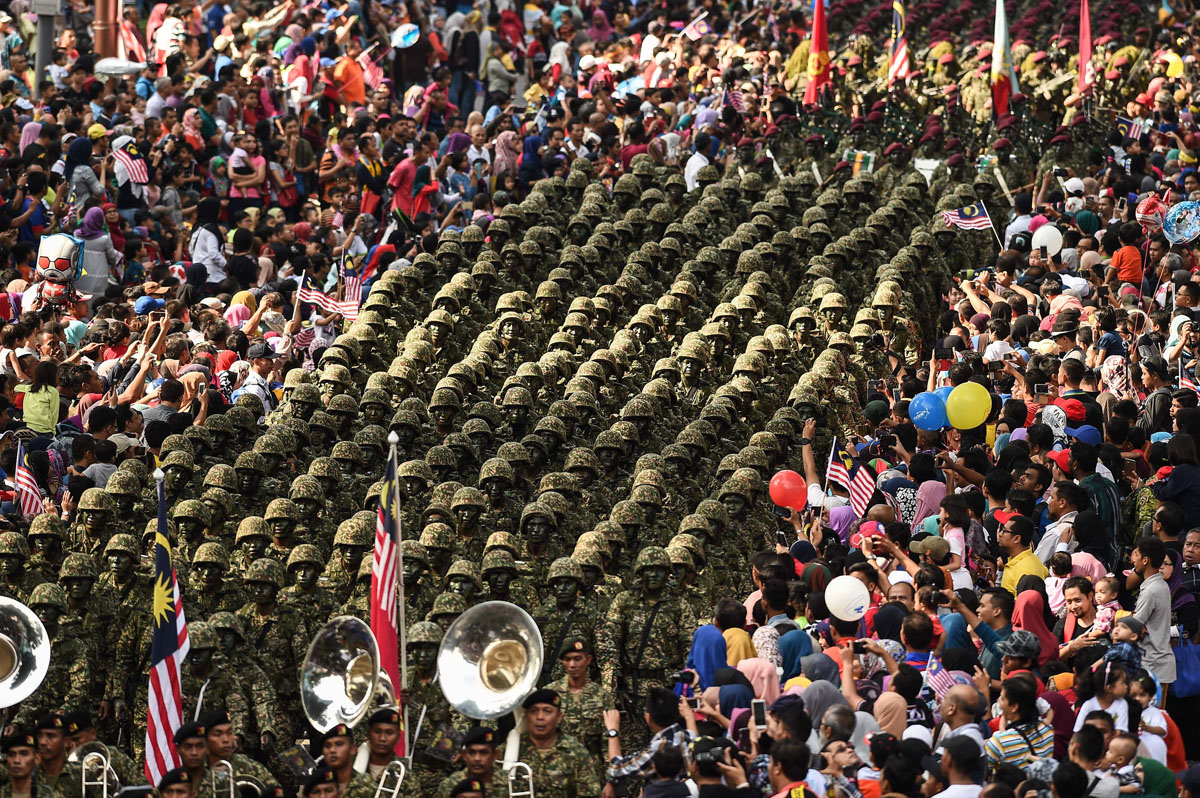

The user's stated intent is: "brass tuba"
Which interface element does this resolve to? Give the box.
[0,596,50,709]
[301,616,393,732]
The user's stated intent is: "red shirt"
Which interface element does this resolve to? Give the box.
[1111,244,1143,285]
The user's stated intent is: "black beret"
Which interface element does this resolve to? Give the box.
[303,768,337,795]
[1,729,36,752]
[521,688,560,710]
[449,779,486,797]
[35,713,65,732]
[197,711,230,729]
[557,636,591,658]
[319,724,352,746]
[367,709,400,727]
[158,768,191,791]
[62,710,93,735]
[461,726,497,748]
[174,722,207,745]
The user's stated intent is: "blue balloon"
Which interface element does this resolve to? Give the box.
[934,385,954,403]
[910,392,949,431]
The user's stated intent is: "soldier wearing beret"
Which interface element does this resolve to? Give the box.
[495,690,599,798]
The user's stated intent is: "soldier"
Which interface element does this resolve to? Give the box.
[0,728,62,798]
[321,518,373,604]
[533,558,595,684]
[263,499,302,563]
[230,517,272,579]
[207,612,288,754]
[479,549,536,610]
[189,543,245,620]
[280,544,336,633]
[434,727,509,798]
[14,584,89,724]
[180,623,251,747]
[61,710,144,788]
[58,554,117,723]
[341,709,405,798]
[402,621,467,796]
[495,689,600,798]
[314,725,357,795]
[27,515,66,583]
[194,711,280,798]
[67,489,116,560]
[172,499,212,567]
[545,637,611,775]
[236,559,309,720]
[98,534,150,613]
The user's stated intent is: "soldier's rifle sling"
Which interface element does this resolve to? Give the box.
[542,607,579,682]
[629,601,663,700]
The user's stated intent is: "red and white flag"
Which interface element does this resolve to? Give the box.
[14,441,43,518]
[826,440,878,517]
[358,47,385,90]
[339,265,363,323]
[1078,0,1094,94]
[298,277,343,317]
[371,446,405,755]
[113,141,150,184]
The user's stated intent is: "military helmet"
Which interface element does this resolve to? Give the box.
[633,546,672,573]
[103,533,138,556]
[244,558,286,587]
[28,582,67,610]
[547,557,584,583]
[79,487,115,513]
[193,542,231,568]
[408,621,444,645]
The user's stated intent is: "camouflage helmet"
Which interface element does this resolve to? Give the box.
[444,559,481,589]
[188,621,219,650]
[79,488,115,514]
[285,544,323,569]
[28,582,67,610]
[28,514,66,539]
[204,464,238,492]
[633,546,672,573]
[236,517,271,542]
[192,542,231,568]
[59,552,98,581]
[243,558,286,588]
[547,557,584,583]
[400,539,429,567]
[819,292,847,311]
[451,487,486,510]
[103,533,138,556]
[480,549,518,575]
[265,498,300,522]
[420,522,455,551]
[173,499,211,526]
[234,451,268,475]
[0,532,29,559]
[105,470,141,498]
[408,621,444,646]
[334,518,374,546]
[478,457,514,484]
[289,475,326,502]
[666,545,694,570]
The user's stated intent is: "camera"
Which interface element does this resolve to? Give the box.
[852,641,868,654]
[874,428,896,449]
[671,670,696,686]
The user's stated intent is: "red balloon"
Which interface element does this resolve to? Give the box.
[768,469,807,511]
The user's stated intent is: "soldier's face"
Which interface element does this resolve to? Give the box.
[411,644,438,670]
[447,576,475,597]
[526,517,552,544]
[295,498,320,522]
[36,729,63,763]
[179,519,205,539]
[292,563,320,589]
[680,359,700,380]
[178,737,207,769]
[271,518,295,540]
[190,647,214,671]
[362,405,385,425]
[368,722,399,756]
[260,453,282,472]
[462,743,497,776]
[581,566,602,588]
[342,545,367,572]
[400,559,423,586]
[500,320,519,341]
[32,536,61,561]
[722,494,747,518]
[196,564,224,591]
[83,510,107,535]
[113,494,134,515]
[433,408,455,428]
[428,323,448,347]
[218,631,239,651]
[5,746,35,778]
[242,537,269,560]
[395,427,417,447]
[63,577,92,602]
[207,724,236,759]
[164,466,189,493]
[673,563,691,584]
[640,566,669,592]
[485,570,512,594]
[596,448,618,472]
[323,736,353,768]
[249,581,278,605]
[551,577,578,603]
[108,552,134,579]
[236,470,260,494]
[525,704,561,738]
[34,604,60,627]
[506,406,528,427]
[292,400,317,421]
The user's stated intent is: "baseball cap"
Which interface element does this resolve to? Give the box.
[996,629,1040,660]
[246,342,278,360]
[1177,763,1200,797]
[1066,424,1101,446]
[850,520,887,548]
[134,296,165,315]
[909,535,950,560]
[578,54,598,70]
[993,510,1026,525]
[1047,449,1072,473]
[1142,355,1171,380]
[87,123,107,140]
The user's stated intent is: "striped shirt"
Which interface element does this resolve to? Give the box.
[984,721,1054,773]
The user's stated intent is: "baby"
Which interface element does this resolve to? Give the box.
[1046,552,1072,616]
[1090,576,1122,636]
[1103,733,1143,795]
[1105,617,1144,672]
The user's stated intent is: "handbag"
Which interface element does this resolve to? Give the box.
[1170,625,1200,698]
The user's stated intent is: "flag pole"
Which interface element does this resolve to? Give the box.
[985,207,1004,250]
[387,432,408,740]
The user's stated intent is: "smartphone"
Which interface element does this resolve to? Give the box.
[1034,384,1050,396]
[935,348,953,360]
[687,696,700,710]
[1039,245,1048,259]
[1123,459,1138,477]
[988,360,1004,372]
[771,503,790,518]
[198,381,207,395]
[852,640,868,654]
[751,698,767,727]
[1117,196,1128,213]
[866,379,884,392]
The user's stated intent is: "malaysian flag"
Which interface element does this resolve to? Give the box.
[1181,362,1200,398]
[724,88,745,113]
[941,202,993,230]
[371,444,405,756]
[924,655,959,701]
[358,46,384,90]
[1116,116,1144,140]
[14,440,43,518]
[826,440,877,517]
[292,323,316,350]
[113,140,150,184]
[297,276,343,317]
[682,13,711,40]
[887,0,913,88]
[144,474,190,783]
[340,264,363,323]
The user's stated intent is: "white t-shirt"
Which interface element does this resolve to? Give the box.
[1074,696,1129,731]
[944,526,972,589]
[934,786,982,798]
[1137,704,1168,763]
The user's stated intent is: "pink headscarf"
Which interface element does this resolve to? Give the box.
[737,657,780,705]
[1012,590,1059,665]
[910,481,947,533]
[224,303,252,328]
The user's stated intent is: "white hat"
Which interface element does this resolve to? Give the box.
[578,54,598,70]
[1064,177,1086,195]
[887,570,914,586]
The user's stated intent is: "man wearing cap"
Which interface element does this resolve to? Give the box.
[344,708,403,785]
[434,727,507,798]
[316,724,357,795]
[32,714,69,794]
[159,768,193,798]
[194,711,279,798]
[0,729,61,798]
[174,722,211,789]
[242,342,280,416]
[302,768,338,798]
[546,636,611,773]
[497,689,598,798]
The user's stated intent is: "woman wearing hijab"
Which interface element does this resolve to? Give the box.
[686,625,727,689]
[828,506,857,544]
[910,481,947,534]
[777,629,813,682]
[190,198,227,289]
[76,206,122,284]
[872,691,907,737]
[66,134,106,200]
[411,165,439,216]
[737,657,781,705]
[492,130,521,178]
[517,134,545,190]
[586,9,614,42]
[799,680,848,730]
[1012,589,1059,665]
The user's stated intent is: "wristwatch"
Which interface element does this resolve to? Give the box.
[605,728,619,738]
[797,437,812,447]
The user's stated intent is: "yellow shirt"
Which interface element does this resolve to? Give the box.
[1001,548,1048,595]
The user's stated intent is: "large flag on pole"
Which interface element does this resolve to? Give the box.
[144,473,190,784]
[1078,0,1094,94]
[887,0,913,88]
[371,444,405,756]
[13,441,44,518]
[825,440,877,517]
[990,0,1019,116]
[803,0,831,104]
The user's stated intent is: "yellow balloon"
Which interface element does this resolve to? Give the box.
[945,382,992,430]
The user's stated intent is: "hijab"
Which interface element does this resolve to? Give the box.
[224,304,252,328]
[493,131,521,176]
[77,207,108,240]
[716,683,753,718]
[910,481,947,533]
[800,654,839,685]
[196,197,222,236]
[587,9,613,41]
[1012,589,1059,665]
[1102,355,1134,399]
[19,122,39,155]
[412,165,433,197]
[1176,407,1200,442]
[873,690,907,737]
[65,135,93,183]
[229,290,257,313]
[1166,549,1196,612]
[829,506,857,543]
[446,132,471,154]
[799,680,846,725]
[687,625,728,689]
[1038,688,1073,760]
[723,627,757,666]
[777,629,814,681]
[871,603,906,643]
[737,657,781,705]
[521,134,545,175]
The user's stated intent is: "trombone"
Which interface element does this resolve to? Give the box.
[506,761,534,798]
[210,759,264,798]
[371,761,406,798]
[73,742,119,798]
[212,759,236,798]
